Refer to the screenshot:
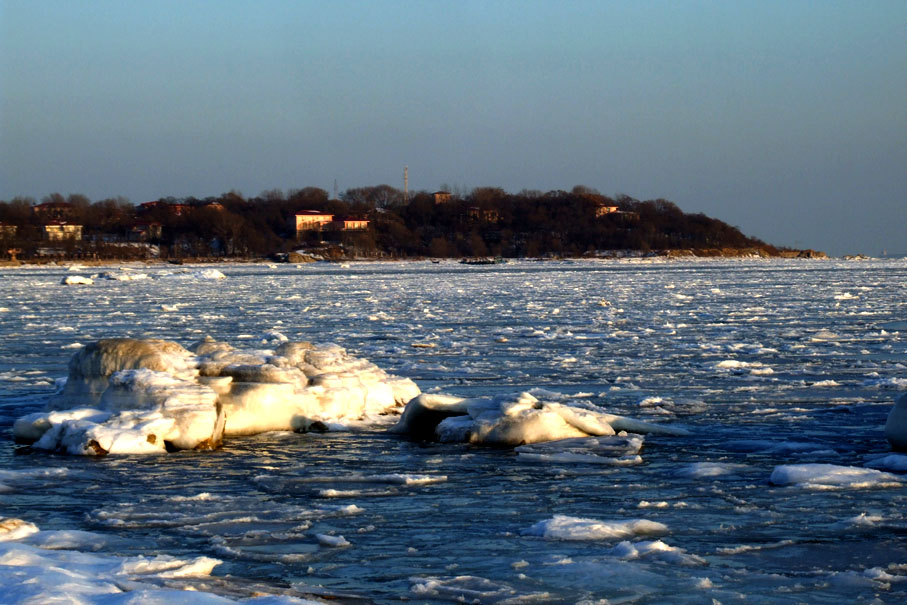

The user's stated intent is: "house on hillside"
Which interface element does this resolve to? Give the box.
[594,202,619,217]
[0,223,17,239]
[138,201,190,216]
[198,201,225,212]
[130,221,163,241]
[330,216,370,231]
[43,221,82,241]
[467,207,500,223]
[433,191,452,204]
[292,210,335,237]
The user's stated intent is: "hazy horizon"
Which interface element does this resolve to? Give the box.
[2,1,905,256]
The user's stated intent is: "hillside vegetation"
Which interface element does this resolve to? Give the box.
[1,186,803,261]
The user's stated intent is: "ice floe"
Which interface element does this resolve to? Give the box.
[0,518,39,542]
[885,392,907,450]
[61,275,93,285]
[314,534,350,547]
[524,515,669,541]
[863,376,907,389]
[13,336,420,455]
[410,575,547,603]
[0,518,320,603]
[838,513,886,528]
[610,539,707,566]
[865,453,907,472]
[675,462,748,478]
[515,435,644,465]
[769,464,902,489]
[98,270,150,281]
[391,390,689,446]
[159,268,228,280]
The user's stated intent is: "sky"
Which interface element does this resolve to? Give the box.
[1,1,905,256]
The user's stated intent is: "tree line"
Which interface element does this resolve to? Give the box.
[0,185,778,260]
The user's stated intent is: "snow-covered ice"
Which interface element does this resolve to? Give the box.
[524,515,669,541]
[769,463,902,489]
[61,275,93,285]
[13,336,419,454]
[1,258,906,603]
[392,390,688,446]
[0,519,321,603]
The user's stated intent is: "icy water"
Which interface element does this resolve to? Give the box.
[1,259,906,603]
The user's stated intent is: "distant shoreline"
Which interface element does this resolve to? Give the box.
[0,248,870,268]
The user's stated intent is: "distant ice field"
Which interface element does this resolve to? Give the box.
[1,258,906,603]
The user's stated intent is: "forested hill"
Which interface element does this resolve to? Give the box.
[1,186,801,260]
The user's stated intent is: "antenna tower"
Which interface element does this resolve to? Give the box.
[404,166,409,203]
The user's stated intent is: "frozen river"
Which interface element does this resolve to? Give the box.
[1,258,906,603]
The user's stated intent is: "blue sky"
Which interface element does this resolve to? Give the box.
[2,1,905,255]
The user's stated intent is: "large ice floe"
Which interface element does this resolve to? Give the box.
[13,337,420,455]
[0,517,319,604]
[391,389,689,446]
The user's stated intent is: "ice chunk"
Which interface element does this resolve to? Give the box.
[470,397,592,446]
[435,414,475,443]
[164,268,227,280]
[865,453,907,472]
[315,534,350,547]
[19,368,224,454]
[219,381,302,435]
[393,390,688,446]
[99,270,149,281]
[0,522,228,604]
[117,554,221,577]
[524,514,669,540]
[61,275,93,285]
[15,337,419,454]
[611,539,707,566]
[712,359,773,375]
[838,513,885,528]
[22,407,190,456]
[864,376,907,389]
[885,393,907,450]
[101,369,217,412]
[0,519,39,542]
[389,393,471,440]
[516,435,644,465]
[13,408,110,442]
[23,529,115,551]
[201,338,418,432]
[49,338,198,410]
[675,462,748,478]
[410,575,532,602]
[770,464,902,489]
